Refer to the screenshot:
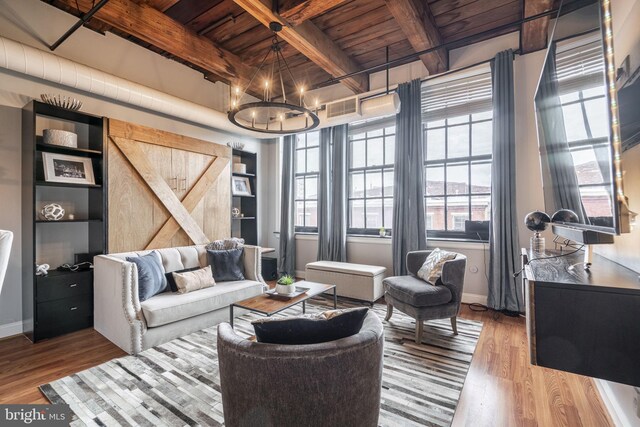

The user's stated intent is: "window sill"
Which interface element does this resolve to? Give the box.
[291,233,488,249]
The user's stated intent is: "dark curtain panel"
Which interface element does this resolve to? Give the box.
[488,50,522,312]
[392,79,427,275]
[536,43,588,222]
[278,135,296,276]
[317,128,331,260]
[317,125,348,261]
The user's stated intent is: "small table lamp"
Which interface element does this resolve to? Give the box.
[524,211,551,254]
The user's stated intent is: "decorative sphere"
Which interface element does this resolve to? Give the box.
[41,203,65,221]
[524,211,551,232]
[551,209,579,223]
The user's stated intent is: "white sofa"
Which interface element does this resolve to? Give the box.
[94,244,265,354]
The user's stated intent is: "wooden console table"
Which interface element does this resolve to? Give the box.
[522,248,640,387]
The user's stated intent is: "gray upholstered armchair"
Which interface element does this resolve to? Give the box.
[383,250,467,344]
[217,311,384,427]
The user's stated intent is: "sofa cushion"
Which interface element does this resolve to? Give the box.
[383,275,452,307]
[207,248,245,282]
[166,267,200,292]
[305,261,386,277]
[252,307,369,344]
[206,238,244,251]
[126,251,167,302]
[140,280,263,327]
[173,266,216,294]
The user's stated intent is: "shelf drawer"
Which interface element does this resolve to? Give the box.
[36,294,93,340]
[37,271,92,302]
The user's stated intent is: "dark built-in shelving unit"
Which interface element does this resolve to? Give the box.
[22,101,107,342]
[231,149,258,245]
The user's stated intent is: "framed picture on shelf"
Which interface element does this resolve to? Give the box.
[232,176,252,196]
[42,152,95,185]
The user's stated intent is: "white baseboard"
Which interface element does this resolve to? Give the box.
[461,293,488,305]
[0,321,22,339]
[594,379,634,427]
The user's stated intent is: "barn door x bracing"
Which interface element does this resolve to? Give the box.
[107,119,231,253]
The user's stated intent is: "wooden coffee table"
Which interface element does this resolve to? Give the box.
[229,280,337,327]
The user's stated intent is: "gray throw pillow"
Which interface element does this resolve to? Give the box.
[126,251,167,302]
[252,307,369,344]
[206,238,245,251]
[206,248,245,282]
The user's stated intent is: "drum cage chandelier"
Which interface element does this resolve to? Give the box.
[227,22,320,134]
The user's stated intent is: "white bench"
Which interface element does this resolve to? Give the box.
[305,261,386,303]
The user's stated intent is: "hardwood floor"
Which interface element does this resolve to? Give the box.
[0,304,613,426]
[452,305,612,427]
[0,328,125,405]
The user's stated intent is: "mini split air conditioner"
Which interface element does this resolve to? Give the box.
[325,96,361,120]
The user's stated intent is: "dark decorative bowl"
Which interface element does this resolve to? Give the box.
[524,211,551,232]
[551,209,579,223]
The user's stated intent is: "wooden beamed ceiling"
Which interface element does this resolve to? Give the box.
[521,0,554,54]
[46,0,551,98]
[384,0,447,75]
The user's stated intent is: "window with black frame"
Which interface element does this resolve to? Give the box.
[347,118,396,235]
[422,71,493,240]
[294,131,320,232]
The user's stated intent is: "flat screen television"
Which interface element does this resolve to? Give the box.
[534,0,631,237]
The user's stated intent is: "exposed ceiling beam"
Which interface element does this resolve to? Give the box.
[136,0,180,12]
[233,0,368,94]
[54,0,255,89]
[279,0,351,27]
[521,0,553,54]
[383,0,448,75]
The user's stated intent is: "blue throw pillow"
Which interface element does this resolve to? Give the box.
[126,251,167,302]
[206,248,245,282]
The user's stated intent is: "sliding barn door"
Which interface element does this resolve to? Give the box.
[107,119,231,253]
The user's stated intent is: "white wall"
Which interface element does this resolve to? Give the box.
[0,105,23,337]
[593,1,640,424]
[292,235,490,304]
[0,0,275,337]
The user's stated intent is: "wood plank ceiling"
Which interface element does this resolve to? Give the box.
[45,0,544,98]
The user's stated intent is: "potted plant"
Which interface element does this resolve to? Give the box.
[276,275,296,295]
[379,227,386,237]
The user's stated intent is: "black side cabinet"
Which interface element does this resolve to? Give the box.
[22,101,107,342]
[523,248,640,386]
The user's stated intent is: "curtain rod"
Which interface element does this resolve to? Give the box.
[313,8,560,90]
